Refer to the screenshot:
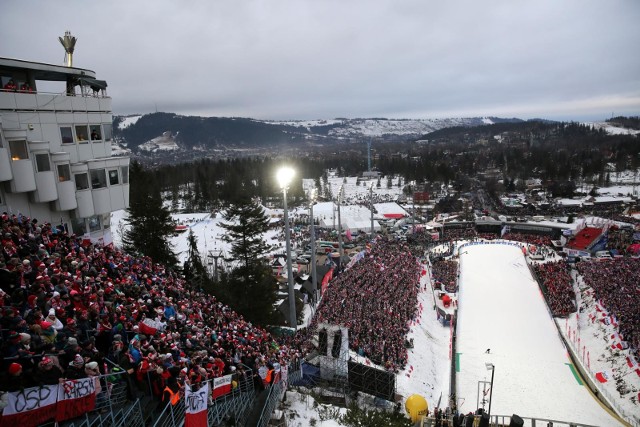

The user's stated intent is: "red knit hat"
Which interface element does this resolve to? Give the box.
[8,362,22,375]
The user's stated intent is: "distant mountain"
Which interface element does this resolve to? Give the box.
[112,113,513,153]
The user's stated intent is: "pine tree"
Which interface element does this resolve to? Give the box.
[217,200,278,324]
[221,201,272,269]
[183,229,208,290]
[122,162,179,268]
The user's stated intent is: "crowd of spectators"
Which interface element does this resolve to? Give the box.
[430,260,458,293]
[606,226,638,255]
[443,228,477,241]
[309,238,421,372]
[610,214,640,226]
[0,212,300,405]
[502,232,554,248]
[576,259,640,360]
[532,261,576,317]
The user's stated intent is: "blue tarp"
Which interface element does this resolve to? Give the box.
[291,362,321,387]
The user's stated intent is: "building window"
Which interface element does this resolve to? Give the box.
[90,125,102,142]
[9,140,28,160]
[90,169,107,189]
[58,164,71,182]
[60,126,74,144]
[108,169,119,186]
[103,123,113,141]
[121,166,129,184]
[70,217,86,235]
[88,215,101,232]
[75,125,89,143]
[35,153,51,172]
[75,172,89,190]
[103,215,111,230]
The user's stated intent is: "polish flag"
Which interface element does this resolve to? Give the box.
[212,374,233,399]
[56,378,97,422]
[138,318,162,336]
[627,355,638,368]
[185,382,208,427]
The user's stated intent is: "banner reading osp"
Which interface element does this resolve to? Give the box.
[0,384,58,426]
[185,382,208,427]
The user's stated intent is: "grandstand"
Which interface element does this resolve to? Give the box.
[565,226,606,251]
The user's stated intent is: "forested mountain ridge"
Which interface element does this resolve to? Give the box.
[112,113,520,152]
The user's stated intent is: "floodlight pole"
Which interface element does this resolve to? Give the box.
[282,185,296,331]
[309,189,318,306]
[369,182,375,240]
[278,167,297,331]
[412,186,416,235]
[337,185,344,259]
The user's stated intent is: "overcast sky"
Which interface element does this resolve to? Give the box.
[2,0,639,121]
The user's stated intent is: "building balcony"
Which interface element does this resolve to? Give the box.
[0,147,12,181]
[7,158,36,193]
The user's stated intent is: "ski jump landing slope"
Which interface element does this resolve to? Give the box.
[456,243,620,426]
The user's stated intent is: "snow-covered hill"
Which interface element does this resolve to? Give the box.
[262,117,494,137]
[138,131,180,152]
[583,121,640,136]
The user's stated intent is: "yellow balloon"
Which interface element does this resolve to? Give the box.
[405,394,428,423]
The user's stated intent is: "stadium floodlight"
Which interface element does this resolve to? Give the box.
[277,166,296,330]
[485,362,495,421]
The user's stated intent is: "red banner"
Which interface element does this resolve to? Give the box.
[56,378,97,422]
[321,268,334,295]
[212,375,233,399]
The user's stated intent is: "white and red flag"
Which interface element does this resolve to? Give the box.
[212,374,233,399]
[185,382,208,427]
[56,377,97,422]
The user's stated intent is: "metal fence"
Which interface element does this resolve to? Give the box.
[255,359,303,427]
[152,365,256,427]
[53,370,138,427]
[417,413,602,427]
[63,399,144,427]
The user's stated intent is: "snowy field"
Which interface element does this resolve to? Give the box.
[456,243,620,426]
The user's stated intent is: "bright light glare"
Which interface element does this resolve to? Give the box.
[277,166,295,189]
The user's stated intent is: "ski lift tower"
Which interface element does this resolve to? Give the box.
[208,248,224,282]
